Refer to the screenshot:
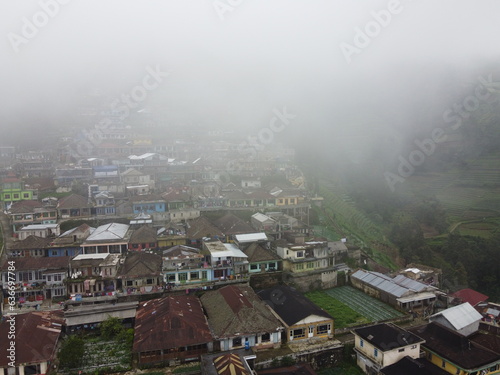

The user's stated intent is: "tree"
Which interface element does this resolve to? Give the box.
[100,316,123,340]
[59,335,85,369]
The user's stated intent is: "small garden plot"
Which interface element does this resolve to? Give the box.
[81,337,132,373]
[59,336,132,374]
[324,286,404,322]
[305,291,369,329]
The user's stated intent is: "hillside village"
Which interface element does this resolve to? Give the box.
[0,126,499,375]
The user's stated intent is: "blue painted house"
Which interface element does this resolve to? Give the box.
[47,223,94,257]
[130,194,166,214]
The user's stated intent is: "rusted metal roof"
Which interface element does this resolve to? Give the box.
[0,311,64,366]
[133,295,213,353]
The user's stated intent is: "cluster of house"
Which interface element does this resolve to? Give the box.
[352,302,500,375]
[0,208,351,307]
[0,284,336,375]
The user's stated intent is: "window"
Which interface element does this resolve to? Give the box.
[178,272,187,281]
[296,251,304,257]
[232,337,242,347]
[214,269,224,278]
[292,328,305,339]
[360,339,364,348]
[4,194,10,199]
[23,193,29,199]
[295,263,304,270]
[261,333,270,342]
[317,324,330,335]
[51,250,58,256]
[13,194,19,199]
[190,272,199,280]
[250,264,258,270]
[126,280,133,286]
[398,348,405,352]
[201,271,208,280]
[146,278,153,284]
[441,360,445,368]
[47,275,52,282]
[374,348,378,357]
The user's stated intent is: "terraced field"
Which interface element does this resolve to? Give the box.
[324,286,405,322]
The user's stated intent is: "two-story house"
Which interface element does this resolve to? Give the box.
[67,253,121,297]
[352,323,425,374]
[93,191,116,216]
[57,193,92,218]
[0,174,37,206]
[117,252,163,294]
[408,303,500,375]
[8,200,57,234]
[80,223,131,254]
[163,245,209,286]
[275,240,335,273]
[202,240,248,281]
[128,225,157,251]
[47,223,94,257]
[1,256,70,304]
[7,236,51,258]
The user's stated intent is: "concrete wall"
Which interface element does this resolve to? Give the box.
[283,269,338,293]
[255,343,344,371]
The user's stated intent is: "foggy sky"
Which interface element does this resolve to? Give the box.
[1,0,500,163]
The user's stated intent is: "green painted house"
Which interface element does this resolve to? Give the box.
[0,175,36,205]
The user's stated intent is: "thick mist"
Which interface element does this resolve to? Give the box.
[1,0,499,179]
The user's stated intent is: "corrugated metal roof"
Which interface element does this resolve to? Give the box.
[430,302,482,331]
[235,233,268,243]
[21,224,59,230]
[84,222,130,242]
[73,253,109,260]
[393,274,428,292]
[251,212,273,223]
[133,295,213,353]
[351,270,409,298]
